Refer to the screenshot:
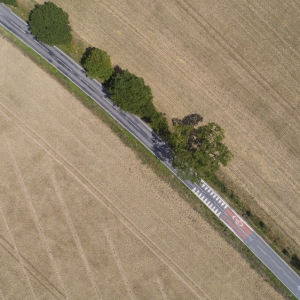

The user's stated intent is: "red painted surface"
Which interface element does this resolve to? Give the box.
[220,213,247,241]
[225,208,253,235]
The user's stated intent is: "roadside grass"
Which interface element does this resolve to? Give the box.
[0,7,298,300]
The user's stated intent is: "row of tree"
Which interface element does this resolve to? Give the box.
[24,1,233,182]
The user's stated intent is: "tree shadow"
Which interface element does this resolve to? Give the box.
[149,131,173,164]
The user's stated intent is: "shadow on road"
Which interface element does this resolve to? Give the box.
[149,131,173,164]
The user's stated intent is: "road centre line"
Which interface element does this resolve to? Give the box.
[269,257,282,271]
[85,81,95,91]
[54,46,85,72]
[33,39,49,52]
[257,245,267,255]
[57,58,73,72]
[125,117,140,131]
[10,21,26,33]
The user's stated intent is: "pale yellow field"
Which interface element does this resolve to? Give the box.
[0,36,283,299]
[19,0,300,249]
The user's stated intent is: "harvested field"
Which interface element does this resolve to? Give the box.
[0,37,283,299]
[21,0,300,249]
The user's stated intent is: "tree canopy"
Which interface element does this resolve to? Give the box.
[28,2,72,45]
[169,122,233,181]
[0,0,18,6]
[82,47,113,80]
[108,70,154,117]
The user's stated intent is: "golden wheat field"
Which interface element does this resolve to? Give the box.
[19,0,300,249]
[0,36,284,299]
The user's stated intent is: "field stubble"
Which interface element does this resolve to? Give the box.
[18,0,300,251]
[0,37,284,299]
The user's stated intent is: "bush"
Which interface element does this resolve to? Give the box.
[28,2,72,45]
[291,254,300,270]
[282,248,291,258]
[0,0,17,6]
[81,47,113,80]
[259,221,268,232]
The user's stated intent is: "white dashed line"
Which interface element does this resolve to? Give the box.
[257,245,266,255]
[85,81,96,91]
[125,117,140,131]
[10,21,26,33]
[33,39,49,52]
[57,58,69,68]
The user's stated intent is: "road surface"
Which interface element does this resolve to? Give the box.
[0,4,299,299]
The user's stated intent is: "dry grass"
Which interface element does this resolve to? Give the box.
[0,36,284,299]
[18,0,300,251]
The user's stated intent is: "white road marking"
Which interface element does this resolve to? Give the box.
[0,12,3,15]
[85,81,96,91]
[269,257,281,270]
[10,21,26,33]
[284,272,293,282]
[11,12,27,24]
[257,245,266,255]
[57,59,73,72]
[54,45,85,71]
[126,118,141,131]
[33,39,49,52]
[216,212,221,217]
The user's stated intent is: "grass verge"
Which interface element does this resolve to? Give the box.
[0,6,298,300]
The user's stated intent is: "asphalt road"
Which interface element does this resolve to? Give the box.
[1,4,300,298]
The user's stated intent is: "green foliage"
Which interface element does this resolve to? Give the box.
[149,111,170,139]
[291,255,300,270]
[169,122,233,182]
[0,0,18,6]
[109,70,153,117]
[282,248,291,258]
[82,47,113,80]
[28,2,72,45]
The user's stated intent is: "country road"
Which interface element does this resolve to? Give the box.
[0,3,299,299]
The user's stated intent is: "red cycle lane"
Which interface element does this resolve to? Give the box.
[219,207,253,242]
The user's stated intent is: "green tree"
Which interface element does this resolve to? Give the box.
[149,111,170,139]
[108,70,153,117]
[28,2,72,45]
[170,122,233,181]
[82,47,113,80]
[0,0,18,6]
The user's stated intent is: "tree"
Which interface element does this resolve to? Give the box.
[82,47,113,80]
[28,2,72,45]
[108,70,153,118]
[169,122,233,182]
[0,0,18,6]
[149,111,170,139]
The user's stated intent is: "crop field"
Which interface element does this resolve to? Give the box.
[0,37,284,299]
[18,0,300,250]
